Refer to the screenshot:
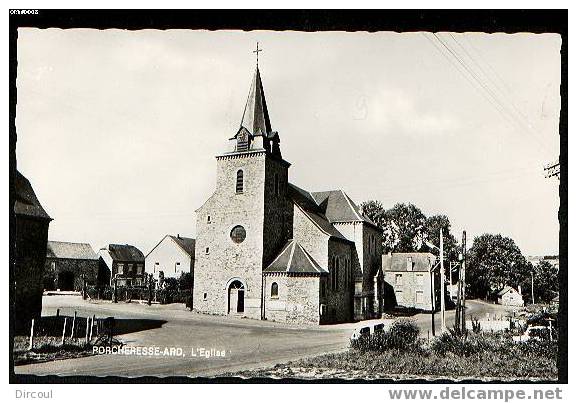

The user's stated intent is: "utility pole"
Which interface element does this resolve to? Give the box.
[440,228,446,332]
[449,262,453,300]
[430,263,436,336]
[460,231,467,332]
[531,270,535,305]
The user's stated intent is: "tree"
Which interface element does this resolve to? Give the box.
[179,272,194,290]
[381,203,427,253]
[360,200,386,230]
[467,234,528,299]
[532,260,559,303]
[422,214,459,261]
[163,277,179,290]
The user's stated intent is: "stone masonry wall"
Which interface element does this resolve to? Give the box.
[325,238,354,323]
[44,258,99,290]
[292,204,329,268]
[194,151,267,319]
[262,156,293,268]
[383,270,433,311]
[263,274,322,325]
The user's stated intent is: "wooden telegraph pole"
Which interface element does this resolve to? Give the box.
[440,228,446,332]
[460,231,467,332]
[430,265,436,336]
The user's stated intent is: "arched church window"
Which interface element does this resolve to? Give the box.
[230,225,246,244]
[271,282,279,298]
[236,170,244,193]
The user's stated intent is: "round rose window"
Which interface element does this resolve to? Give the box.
[230,225,246,243]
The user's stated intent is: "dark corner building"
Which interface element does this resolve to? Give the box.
[98,244,145,286]
[44,241,100,291]
[13,170,52,333]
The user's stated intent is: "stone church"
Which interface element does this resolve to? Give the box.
[193,64,384,324]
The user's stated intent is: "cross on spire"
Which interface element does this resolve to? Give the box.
[253,42,262,66]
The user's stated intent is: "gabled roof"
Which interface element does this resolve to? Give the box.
[497,286,522,297]
[47,241,98,260]
[14,170,51,220]
[168,235,195,258]
[240,67,273,138]
[311,190,378,227]
[288,183,349,242]
[106,244,144,262]
[382,252,437,272]
[264,240,328,274]
[146,235,196,258]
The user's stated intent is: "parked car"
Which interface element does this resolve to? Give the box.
[514,325,550,342]
[350,322,387,341]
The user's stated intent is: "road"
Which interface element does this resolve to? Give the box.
[14,296,515,378]
[15,295,351,378]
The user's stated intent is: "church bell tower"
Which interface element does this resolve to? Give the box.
[193,45,293,320]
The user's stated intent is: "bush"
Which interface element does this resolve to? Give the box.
[351,319,420,352]
[387,319,420,348]
[430,330,492,357]
[179,272,193,290]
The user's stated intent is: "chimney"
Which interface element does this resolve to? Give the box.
[177,233,180,239]
[518,285,522,294]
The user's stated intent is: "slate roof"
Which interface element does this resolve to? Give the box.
[288,184,349,242]
[14,170,51,220]
[264,240,328,274]
[169,235,195,258]
[107,244,144,262]
[240,67,273,138]
[311,190,378,227]
[47,241,98,260]
[382,252,437,272]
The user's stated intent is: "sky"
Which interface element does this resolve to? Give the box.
[16,29,561,256]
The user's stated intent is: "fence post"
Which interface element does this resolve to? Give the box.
[89,315,95,342]
[71,311,77,339]
[82,274,87,300]
[113,277,118,303]
[148,274,153,306]
[61,317,68,346]
[85,317,90,344]
[28,319,35,351]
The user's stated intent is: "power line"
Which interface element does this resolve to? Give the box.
[425,32,554,154]
[447,33,554,154]
[432,33,532,134]
[421,33,522,136]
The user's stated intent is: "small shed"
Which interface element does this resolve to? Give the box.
[497,286,525,307]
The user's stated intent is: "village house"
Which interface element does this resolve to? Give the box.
[13,170,52,332]
[193,64,384,325]
[497,285,525,307]
[98,244,145,287]
[382,252,439,311]
[145,235,195,281]
[44,241,100,291]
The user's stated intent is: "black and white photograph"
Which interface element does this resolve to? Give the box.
[8,8,567,390]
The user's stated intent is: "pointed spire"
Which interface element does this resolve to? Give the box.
[240,66,272,137]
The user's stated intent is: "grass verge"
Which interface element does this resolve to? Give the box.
[13,336,94,366]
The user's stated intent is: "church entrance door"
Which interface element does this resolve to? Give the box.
[228,280,245,314]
